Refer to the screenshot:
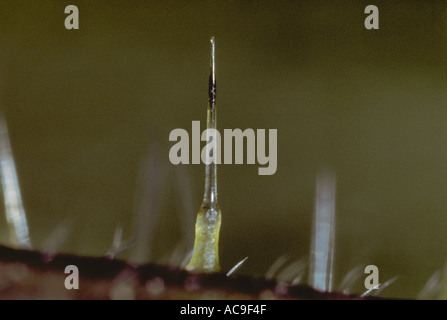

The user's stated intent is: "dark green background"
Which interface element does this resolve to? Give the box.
[0,1,446,298]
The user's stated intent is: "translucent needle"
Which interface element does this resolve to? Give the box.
[0,114,31,248]
[186,37,222,273]
[309,169,336,292]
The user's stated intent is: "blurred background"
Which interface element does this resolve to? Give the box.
[0,0,446,298]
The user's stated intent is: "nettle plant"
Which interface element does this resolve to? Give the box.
[0,38,445,300]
